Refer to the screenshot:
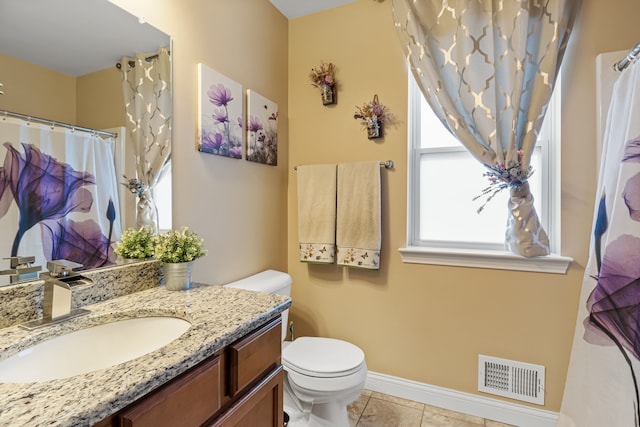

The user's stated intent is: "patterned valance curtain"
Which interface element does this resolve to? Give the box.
[120,47,172,192]
[392,0,580,257]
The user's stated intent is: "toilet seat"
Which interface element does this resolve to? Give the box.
[283,337,365,378]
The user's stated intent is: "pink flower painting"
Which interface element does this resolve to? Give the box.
[197,64,243,159]
[246,90,278,166]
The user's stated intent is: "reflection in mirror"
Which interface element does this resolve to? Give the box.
[0,0,172,287]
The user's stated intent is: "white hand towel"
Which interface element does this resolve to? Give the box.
[297,164,337,263]
[336,161,381,269]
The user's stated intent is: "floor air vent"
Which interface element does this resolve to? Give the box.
[478,355,545,405]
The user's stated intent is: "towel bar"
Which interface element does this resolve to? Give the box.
[294,160,393,170]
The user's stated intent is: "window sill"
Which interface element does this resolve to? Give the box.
[398,246,573,274]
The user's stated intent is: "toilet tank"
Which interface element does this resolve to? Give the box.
[223,270,292,341]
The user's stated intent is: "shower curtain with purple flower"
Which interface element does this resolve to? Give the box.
[559,60,640,426]
[0,117,121,282]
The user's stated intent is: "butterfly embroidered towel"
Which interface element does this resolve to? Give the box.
[336,161,381,269]
[297,164,337,263]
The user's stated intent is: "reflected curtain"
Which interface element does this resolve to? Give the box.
[392,0,580,257]
[120,47,172,196]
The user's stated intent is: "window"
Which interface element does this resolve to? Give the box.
[400,74,572,273]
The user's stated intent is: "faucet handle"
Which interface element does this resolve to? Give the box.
[46,260,83,278]
[4,256,36,268]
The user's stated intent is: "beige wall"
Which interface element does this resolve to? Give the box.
[110,0,290,284]
[0,53,76,123]
[286,0,640,412]
[0,53,124,130]
[76,67,125,130]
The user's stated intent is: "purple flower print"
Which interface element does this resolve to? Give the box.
[212,109,229,124]
[594,193,608,273]
[229,146,242,159]
[587,233,640,422]
[1,143,95,256]
[207,84,234,107]
[623,137,640,162]
[0,164,10,217]
[588,233,640,359]
[237,117,243,128]
[105,198,116,263]
[208,84,235,148]
[623,173,640,221]
[42,218,116,269]
[201,132,223,153]
[248,116,264,132]
[247,110,277,166]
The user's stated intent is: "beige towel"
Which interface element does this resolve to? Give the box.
[336,161,381,269]
[297,164,337,263]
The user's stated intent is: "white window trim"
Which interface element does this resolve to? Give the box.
[400,74,572,274]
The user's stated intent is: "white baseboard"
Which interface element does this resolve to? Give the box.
[365,371,559,427]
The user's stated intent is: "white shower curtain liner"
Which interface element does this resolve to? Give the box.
[0,117,122,276]
[559,59,640,426]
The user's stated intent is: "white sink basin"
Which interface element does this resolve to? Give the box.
[0,316,191,383]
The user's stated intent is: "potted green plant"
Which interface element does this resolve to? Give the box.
[114,226,157,260]
[155,227,207,290]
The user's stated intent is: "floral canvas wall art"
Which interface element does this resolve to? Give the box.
[246,90,278,166]
[197,64,243,159]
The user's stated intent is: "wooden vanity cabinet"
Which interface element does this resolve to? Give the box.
[96,316,282,427]
[208,367,283,427]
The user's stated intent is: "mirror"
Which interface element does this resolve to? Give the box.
[0,0,172,286]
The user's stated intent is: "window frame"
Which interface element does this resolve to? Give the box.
[400,74,572,274]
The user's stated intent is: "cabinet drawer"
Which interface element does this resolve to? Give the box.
[227,317,281,397]
[120,355,221,427]
[208,366,284,427]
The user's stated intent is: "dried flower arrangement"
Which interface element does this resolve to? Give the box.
[309,61,337,105]
[353,94,393,125]
[354,94,393,138]
[308,61,336,88]
[474,150,534,213]
[122,175,147,198]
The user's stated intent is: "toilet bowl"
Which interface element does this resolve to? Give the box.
[224,270,367,427]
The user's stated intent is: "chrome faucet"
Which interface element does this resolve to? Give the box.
[20,260,91,330]
[43,278,73,321]
[0,256,41,283]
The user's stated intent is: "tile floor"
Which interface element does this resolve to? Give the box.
[347,390,516,427]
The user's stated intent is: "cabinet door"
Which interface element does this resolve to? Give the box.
[227,317,281,397]
[208,366,284,427]
[119,355,222,427]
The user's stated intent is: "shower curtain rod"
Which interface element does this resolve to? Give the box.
[0,110,117,138]
[294,160,394,170]
[115,50,171,69]
[614,43,640,72]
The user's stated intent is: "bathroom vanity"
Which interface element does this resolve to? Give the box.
[0,262,290,427]
[98,316,284,427]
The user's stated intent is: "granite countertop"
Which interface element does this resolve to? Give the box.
[0,283,291,427]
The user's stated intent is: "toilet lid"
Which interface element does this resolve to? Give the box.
[283,337,365,378]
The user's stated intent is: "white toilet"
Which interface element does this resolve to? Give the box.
[224,270,367,427]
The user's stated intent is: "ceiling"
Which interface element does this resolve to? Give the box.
[0,0,169,77]
[269,0,357,19]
